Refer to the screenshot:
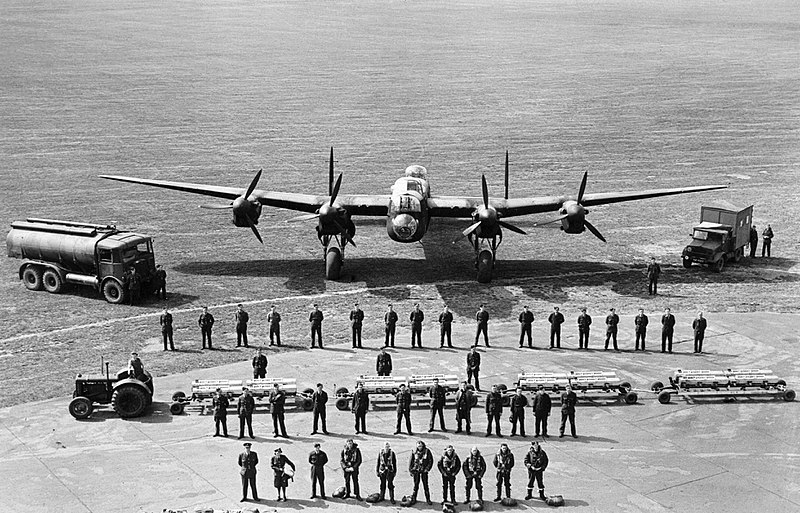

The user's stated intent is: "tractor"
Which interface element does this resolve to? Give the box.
[68,360,154,419]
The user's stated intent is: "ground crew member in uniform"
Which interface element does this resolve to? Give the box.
[519,305,535,348]
[349,302,364,348]
[395,383,413,435]
[509,387,528,437]
[269,383,288,438]
[235,304,249,348]
[524,441,548,501]
[661,307,675,353]
[385,304,398,347]
[749,225,759,258]
[267,305,281,346]
[559,385,578,438]
[238,442,259,502]
[762,224,774,257]
[455,381,473,434]
[154,264,167,299]
[409,440,434,505]
[463,446,486,503]
[376,347,392,376]
[548,306,564,348]
[352,382,369,435]
[647,257,661,295]
[439,305,454,348]
[532,384,551,437]
[475,304,490,347]
[308,442,328,499]
[493,443,514,502]
[438,445,461,504]
[410,303,425,347]
[309,304,324,348]
[270,447,295,502]
[238,387,256,439]
[376,442,397,504]
[252,348,268,379]
[311,383,329,435]
[160,307,174,351]
[467,346,481,391]
[485,384,504,437]
[693,311,707,353]
[577,307,592,349]
[127,267,141,305]
[634,308,648,351]
[212,387,229,437]
[127,351,144,380]
[199,306,214,350]
[340,439,363,501]
[428,377,447,432]
[605,307,619,351]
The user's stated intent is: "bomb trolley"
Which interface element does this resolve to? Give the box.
[334,374,460,410]
[651,369,796,404]
[515,370,638,404]
[170,377,313,414]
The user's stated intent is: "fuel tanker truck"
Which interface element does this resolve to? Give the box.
[6,218,158,303]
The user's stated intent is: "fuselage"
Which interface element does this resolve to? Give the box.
[386,165,431,242]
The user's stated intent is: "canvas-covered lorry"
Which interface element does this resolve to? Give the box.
[6,218,157,303]
[682,206,753,272]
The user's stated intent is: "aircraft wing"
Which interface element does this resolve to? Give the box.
[99,175,390,216]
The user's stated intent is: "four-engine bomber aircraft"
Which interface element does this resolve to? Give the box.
[101,149,726,282]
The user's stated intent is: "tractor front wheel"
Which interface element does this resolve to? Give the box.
[69,396,93,419]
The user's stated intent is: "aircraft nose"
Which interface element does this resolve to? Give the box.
[392,214,418,240]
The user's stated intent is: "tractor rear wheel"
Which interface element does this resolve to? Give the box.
[103,280,126,304]
[22,266,44,291]
[325,248,342,280]
[69,396,93,419]
[476,250,493,283]
[112,385,148,418]
[42,269,63,294]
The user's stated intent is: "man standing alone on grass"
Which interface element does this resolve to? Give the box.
[349,302,364,348]
[199,306,214,350]
[160,307,174,351]
[267,305,281,346]
[519,305,534,348]
[475,304,490,347]
[647,257,661,295]
[309,304,324,348]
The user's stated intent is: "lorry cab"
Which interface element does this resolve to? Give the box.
[97,234,155,284]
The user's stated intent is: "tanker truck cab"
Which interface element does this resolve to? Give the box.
[97,233,157,303]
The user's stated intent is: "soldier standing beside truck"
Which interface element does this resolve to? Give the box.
[749,225,758,258]
[154,265,167,299]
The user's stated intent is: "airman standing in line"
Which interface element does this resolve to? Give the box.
[548,307,564,348]
[160,307,174,351]
[693,311,707,353]
[408,440,434,506]
[577,308,592,349]
[212,388,229,437]
[376,347,393,376]
[309,303,324,348]
[532,385,552,438]
[524,441,549,501]
[509,387,528,437]
[349,302,364,348]
[646,257,661,295]
[394,383,413,435]
[438,445,461,504]
[352,382,370,435]
[428,378,447,432]
[559,385,578,439]
[661,308,676,353]
[198,306,215,350]
[485,384,504,437]
[308,442,328,500]
[311,383,329,435]
[237,387,255,439]
[376,442,397,504]
[634,308,648,351]
[475,304,490,347]
[762,224,774,257]
[235,304,249,348]
[384,304,398,347]
[518,305,535,348]
[462,446,486,503]
[410,303,425,348]
[252,348,268,379]
[238,442,259,502]
[267,305,281,346]
[340,438,363,501]
[604,307,619,351]
[467,346,481,391]
[439,305,454,348]
[493,443,515,502]
[269,383,288,438]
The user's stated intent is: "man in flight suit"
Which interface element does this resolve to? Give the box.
[376,442,397,504]
[309,304,324,348]
[604,307,619,351]
[439,305,454,348]
[485,384,504,437]
[235,304,249,348]
[267,305,282,346]
[519,305,535,348]
[462,447,486,503]
[475,304,490,347]
[199,306,215,350]
[252,348,268,379]
[349,302,364,348]
[548,307,565,348]
[455,381,473,434]
[524,441,549,501]
[410,303,425,347]
[438,445,461,504]
[340,439,363,501]
[384,304,398,347]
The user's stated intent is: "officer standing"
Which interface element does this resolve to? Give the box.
[646,257,662,295]
[127,351,144,380]
[577,308,592,349]
[376,441,397,504]
[128,267,141,305]
[311,383,329,435]
[693,311,708,353]
[309,304,324,348]
[438,445,461,504]
[235,304,249,348]
[198,306,215,350]
[340,439,363,501]
[559,385,578,438]
[428,378,447,432]
[493,443,514,502]
[485,384,504,437]
[454,381,474,434]
[160,307,174,351]
[394,383,413,435]
[634,308,648,351]
[509,387,528,437]
[410,303,425,347]
[438,305,454,348]
[532,385,551,437]
[351,382,369,435]
[467,346,481,391]
[238,442,259,502]
[237,387,255,439]
[749,225,759,258]
[308,443,328,500]
[661,308,676,353]
[154,264,167,299]
[462,446,486,503]
[376,347,393,376]
[270,448,295,502]
[548,306,564,348]
[349,302,364,348]
[762,224,774,257]
[475,304,490,347]
[518,305,535,348]
[604,308,619,351]
[267,305,282,346]
[408,440,434,506]
[384,304,398,347]
[269,383,288,438]
[252,348,268,379]
[524,441,548,501]
[212,388,229,437]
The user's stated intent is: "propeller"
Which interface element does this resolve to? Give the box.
[533,171,606,242]
[456,174,526,242]
[287,171,355,247]
[199,170,264,244]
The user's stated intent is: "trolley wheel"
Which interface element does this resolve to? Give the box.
[624,392,638,405]
[466,384,475,392]
[497,384,508,392]
[784,389,796,402]
[619,382,632,393]
[470,395,479,408]
[650,381,664,392]
[657,390,672,404]
[169,401,185,415]
[335,386,349,396]
[22,265,44,291]
[171,391,186,402]
[776,379,786,388]
[301,387,315,397]
[335,397,350,411]
[302,398,314,411]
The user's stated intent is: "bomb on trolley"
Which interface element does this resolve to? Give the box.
[515,370,638,404]
[170,377,314,415]
[651,368,795,404]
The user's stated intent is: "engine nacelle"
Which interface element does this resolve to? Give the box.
[232,197,262,228]
[560,201,586,234]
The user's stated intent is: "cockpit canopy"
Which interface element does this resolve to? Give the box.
[404,165,427,180]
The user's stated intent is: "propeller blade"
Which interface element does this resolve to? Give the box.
[462,221,482,238]
[584,220,606,243]
[329,173,343,206]
[577,171,588,204]
[504,151,509,200]
[199,203,233,210]
[499,220,526,235]
[329,147,334,196]
[332,220,356,247]
[244,169,263,199]
[287,213,320,223]
[481,175,489,209]
[533,214,568,227]
[244,217,264,244]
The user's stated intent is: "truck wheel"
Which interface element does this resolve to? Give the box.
[102,280,126,304]
[712,258,725,273]
[682,257,692,269]
[68,396,93,419]
[657,390,672,404]
[22,266,44,291]
[733,248,743,263]
[42,269,63,294]
[476,250,493,283]
[335,397,350,411]
[624,392,638,404]
[169,401,185,415]
[112,385,148,418]
[325,248,342,280]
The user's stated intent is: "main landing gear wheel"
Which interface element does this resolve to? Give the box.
[325,247,342,280]
[476,250,493,283]
[22,266,44,291]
